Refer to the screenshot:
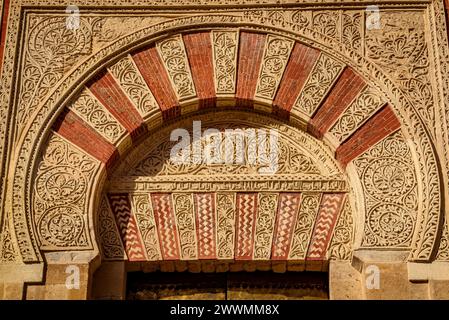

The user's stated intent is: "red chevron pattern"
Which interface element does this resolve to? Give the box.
[307,193,345,260]
[151,193,181,260]
[194,193,217,259]
[107,194,147,261]
[271,193,301,260]
[235,193,258,260]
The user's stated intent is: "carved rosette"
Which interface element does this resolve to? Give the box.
[68,89,126,144]
[354,131,418,248]
[108,55,160,119]
[156,35,196,101]
[292,53,344,117]
[255,35,294,101]
[211,30,239,95]
[33,133,99,249]
[3,8,441,265]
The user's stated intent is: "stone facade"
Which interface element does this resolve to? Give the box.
[0,0,449,300]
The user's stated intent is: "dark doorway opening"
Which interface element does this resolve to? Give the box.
[126,271,329,300]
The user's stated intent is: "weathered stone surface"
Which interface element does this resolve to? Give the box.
[0,0,448,300]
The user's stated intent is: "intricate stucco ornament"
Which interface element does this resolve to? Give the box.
[0,1,446,284]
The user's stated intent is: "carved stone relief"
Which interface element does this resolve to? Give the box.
[292,53,345,117]
[32,132,99,249]
[98,196,127,260]
[17,16,94,129]
[436,220,449,261]
[0,213,20,263]
[15,14,169,133]
[211,30,239,95]
[216,192,236,260]
[129,194,162,261]
[255,35,294,101]
[353,131,418,248]
[68,88,126,144]
[108,55,161,120]
[172,193,198,260]
[253,193,278,260]
[0,4,444,266]
[114,112,341,179]
[329,87,387,144]
[365,11,435,136]
[328,197,354,260]
[288,193,321,260]
[156,35,196,101]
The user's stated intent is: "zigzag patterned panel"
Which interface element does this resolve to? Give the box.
[271,193,301,260]
[107,194,147,261]
[194,193,217,260]
[151,193,181,260]
[307,193,346,260]
[235,193,258,260]
[98,196,127,260]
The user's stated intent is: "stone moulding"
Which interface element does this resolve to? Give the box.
[0,2,444,270]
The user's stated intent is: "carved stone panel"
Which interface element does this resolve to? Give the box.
[292,53,345,118]
[108,55,160,119]
[328,87,387,144]
[255,35,294,101]
[289,193,321,260]
[68,88,126,144]
[365,11,435,136]
[216,192,236,260]
[130,194,162,261]
[156,35,197,101]
[211,30,239,95]
[328,197,354,261]
[98,196,127,260]
[253,193,278,260]
[0,5,444,292]
[172,193,198,260]
[354,131,418,248]
[33,132,99,249]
